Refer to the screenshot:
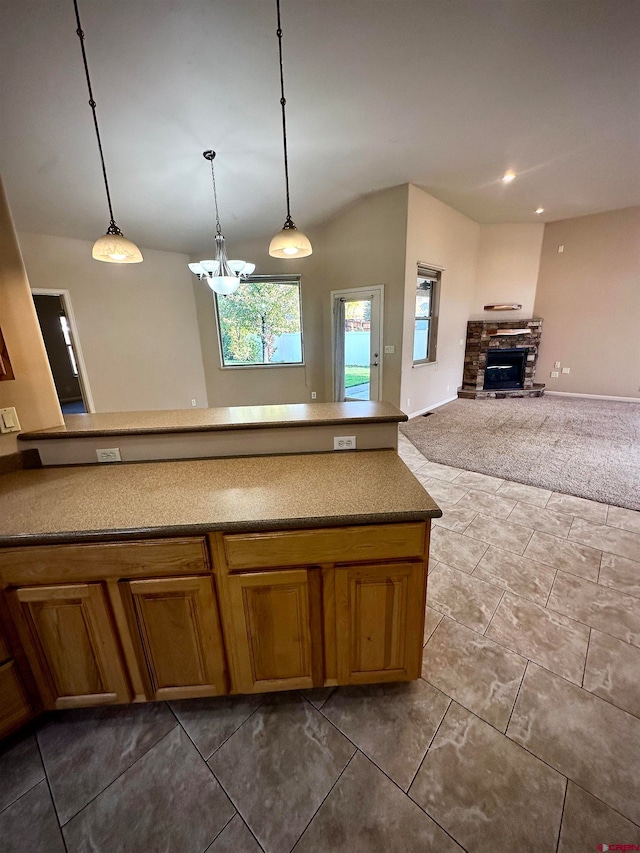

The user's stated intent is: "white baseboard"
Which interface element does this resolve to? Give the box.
[406,394,458,419]
[545,391,640,403]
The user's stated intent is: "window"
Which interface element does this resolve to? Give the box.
[413,265,441,364]
[215,275,304,367]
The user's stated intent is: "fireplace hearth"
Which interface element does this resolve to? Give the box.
[458,318,545,399]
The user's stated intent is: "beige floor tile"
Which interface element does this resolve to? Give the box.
[474,546,556,605]
[423,605,443,645]
[547,493,609,524]
[496,480,552,508]
[410,703,566,853]
[569,517,640,562]
[547,571,640,647]
[412,460,464,482]
[464,514,533,555]
[486,592,589,684]
[583,630,640,719]
[427,564,503,633]
[423,618,526,731]
[508,502,573,538]
[432,504,477,532]
[417,476,469,505]
[599,552,640,599]
[451,470,505,493]
[455,489,517,520]
[607,505,640,535]
[507,663,640,825]
[322,680,450,790]
[523,531,601,581]
[430,526,488,573]
[558,783,640,853]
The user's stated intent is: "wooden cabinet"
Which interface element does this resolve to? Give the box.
[226,569,323,692]
[9,583,130,710]
[335,562,425,684]
[124,576,227,700]
[0,659,32,737]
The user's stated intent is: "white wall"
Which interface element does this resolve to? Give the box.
[401,184,480,416]
[18,232,208,413]
[472,224,544,320]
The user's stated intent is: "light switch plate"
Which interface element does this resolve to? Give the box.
[550,371,559,378]
[562,367,570,374]
[0,407,20,433]
[384,345,395,354]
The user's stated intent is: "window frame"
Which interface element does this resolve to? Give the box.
[214,274,305,369]
[412,265,442,366]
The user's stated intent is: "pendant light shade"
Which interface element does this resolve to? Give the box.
[269,0,312,259]
[73,0,142,264]
[188,151,255,295]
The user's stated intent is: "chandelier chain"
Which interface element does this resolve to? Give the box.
[209,157,223,236]
[276,0,292,224]
[73,0,118,231]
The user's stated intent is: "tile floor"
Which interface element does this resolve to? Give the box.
[1,435,639,852]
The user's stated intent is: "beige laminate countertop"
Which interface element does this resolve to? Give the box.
[19,401,407,441]
[0,450,441,547]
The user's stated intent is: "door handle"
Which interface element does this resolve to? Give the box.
[370,361,379,367]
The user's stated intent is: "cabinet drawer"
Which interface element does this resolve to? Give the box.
[0,538,210,586]
[0,659,33,737]
[222,523,427,571]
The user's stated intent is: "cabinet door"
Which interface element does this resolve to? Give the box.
[335,562,426,684]
[0,659,32,738]
[11,583,130,710]
[227,569,323,693]
[126,576,227,701]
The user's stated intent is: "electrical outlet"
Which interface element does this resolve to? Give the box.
[562,367,570,374]
[406,398,411,407]
[96,448,121,463]
[459,338,464,346]
[191,399,197,407]
[311,391,317,399]
[384,345,395,354]
[558,245,564,253]
[333,435,356,450]
[554,361,561,369]
[0,407,20,433]
[550,371,559,378]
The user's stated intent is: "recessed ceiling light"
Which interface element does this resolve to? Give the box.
[501,171,516,183]
[535,207,544,214]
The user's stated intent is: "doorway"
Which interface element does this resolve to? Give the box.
[331,286,384,402]
[32,291,93,414]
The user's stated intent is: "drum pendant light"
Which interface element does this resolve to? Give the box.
[269,0,312,259]
[73,0,142,263]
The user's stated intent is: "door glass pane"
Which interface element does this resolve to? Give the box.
[344,299,371,400]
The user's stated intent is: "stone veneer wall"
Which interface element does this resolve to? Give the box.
[459,318,544,399]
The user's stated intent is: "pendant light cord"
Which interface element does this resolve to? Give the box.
[276,0,293,227]
[209,157,224,236]
[73,0,121,235]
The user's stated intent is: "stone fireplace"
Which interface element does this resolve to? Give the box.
[458,318,545,399]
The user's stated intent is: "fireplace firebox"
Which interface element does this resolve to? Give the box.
[484,348,527,390]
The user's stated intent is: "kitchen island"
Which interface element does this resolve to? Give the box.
[0,449,440,739]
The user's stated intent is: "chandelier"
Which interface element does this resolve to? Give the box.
[188,151,255,294]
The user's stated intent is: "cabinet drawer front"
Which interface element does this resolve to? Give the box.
[222,523,427,571]
[0,538,209,586]
[11,583,130,709]
[126,576,227,701]
[0,660,32,737]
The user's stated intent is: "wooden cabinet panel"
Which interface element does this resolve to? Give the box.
[10,583,130,710]
[126,576,227,701]
[335,562,426,684]
[0,538,209,587]
[222,523,427,571]
[226,570,322,692]
[0,660,32,738]
[0,630,9,663]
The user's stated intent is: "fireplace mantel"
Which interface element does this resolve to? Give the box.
[458,319,545,399]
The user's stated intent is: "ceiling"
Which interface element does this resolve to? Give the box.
[1,0,639,256]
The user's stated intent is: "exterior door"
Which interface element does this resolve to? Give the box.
[332,286,383,402]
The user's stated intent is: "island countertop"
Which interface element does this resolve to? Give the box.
[18,401,407,441]
[0,449,441,547]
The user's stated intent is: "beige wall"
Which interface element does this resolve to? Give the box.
[472,224,544,320]
[534,206,640,399]
[18,232,208,413]
[0,180,62,456]
[401,184,480,416]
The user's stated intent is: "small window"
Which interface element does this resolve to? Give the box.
[215,275,304,367]
[413,266,441,364]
